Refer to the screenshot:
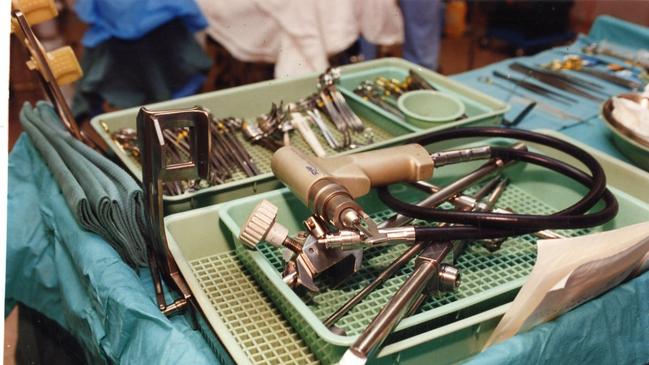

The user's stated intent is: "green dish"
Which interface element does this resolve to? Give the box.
[397,90,465,128]
[601,94,649,171]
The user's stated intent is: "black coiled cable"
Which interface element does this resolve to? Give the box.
[376,127,619,242]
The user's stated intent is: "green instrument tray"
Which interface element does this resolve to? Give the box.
[337,64,494,132]
[91,58,507,214]
[165,131,649,364]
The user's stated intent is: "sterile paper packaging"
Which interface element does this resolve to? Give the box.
[484,221,649,348]
[611,85,649,142]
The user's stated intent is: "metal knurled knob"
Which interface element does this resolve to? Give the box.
[239,199,285,250]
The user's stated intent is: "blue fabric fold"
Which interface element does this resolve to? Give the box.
[19,102,148,267]
[6,134,219,364]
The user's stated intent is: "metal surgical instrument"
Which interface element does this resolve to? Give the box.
[322,175,506,329]
[340,178,511,364]
[492,70,578,104]
[11,3,96,147]
[508,62,606,102]
[137,106,211,317]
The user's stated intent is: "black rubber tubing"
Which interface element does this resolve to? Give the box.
[375,127,619,241]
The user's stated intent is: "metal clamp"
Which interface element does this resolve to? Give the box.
[11,6,94,147]
[137,106,211,316]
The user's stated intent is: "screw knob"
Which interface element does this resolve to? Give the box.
[27,46,83,85]
[14,0,59,26]
[239,200,288,250]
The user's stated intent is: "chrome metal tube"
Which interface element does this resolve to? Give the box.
[380,159,504,228]
[319,226,417,250]
[381,142,527,229]
[417,182,565,241]
[323,242,426,328]
[430,146,492,167]
[341,242,452,364]
[342,259,438,364]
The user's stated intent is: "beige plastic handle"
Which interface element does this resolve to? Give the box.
[271,144,434,203]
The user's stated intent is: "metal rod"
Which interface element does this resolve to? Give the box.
[417,181,564,241]
[341,243,451,364]
[473,175,504,202]
[492,70,579,104]
[323,242,426,328]
[324,176,507,328]
[342,177,518,362]
[381,142,526,229]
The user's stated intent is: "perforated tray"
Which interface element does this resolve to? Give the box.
[165,131,649,364]
[91,58,507,213]
[250,184,591,337]
[217,139,649,363]
[191,252,318,365]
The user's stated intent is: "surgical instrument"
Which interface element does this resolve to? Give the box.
[381,142,527,229]
[477,76,582,122]
[354,81,405,119]
[339,241,457,365]
[513,62,604,91]
[546,56,643,90]
[340,178,513,364]
[407,69,438,90]
[308,109,343,150]
[502,101,537,127]
[322,175,506,329]
[319,68,365,132]
[353,69,454,121]
[510,96,581,122]
[137,106,211,317]
[244,126,617,361]
[584,40,649,71]
[508,63,606,102]
[409,180,564,241]
[114,112,263,195]
[270,127,618,248]
[290,112,327,157]
[239,200,363,292]
[11,2,96,147]
[492,70,579,104]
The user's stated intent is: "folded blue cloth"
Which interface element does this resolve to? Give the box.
[75,0,207,47]
[19,102,148,267]
[6,133,219,364]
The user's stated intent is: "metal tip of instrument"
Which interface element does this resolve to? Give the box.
[339,349,368,365]
[484,177,510,211]
[328,325,347,336]
[472,175,503,202]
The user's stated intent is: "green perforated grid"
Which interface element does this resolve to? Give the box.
[190,252,318,365]
[254,183,591,336]
[118,115,394,185]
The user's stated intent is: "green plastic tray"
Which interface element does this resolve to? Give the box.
[337,63,494,132]
[165,130,649,364]
[91,58,507,214]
